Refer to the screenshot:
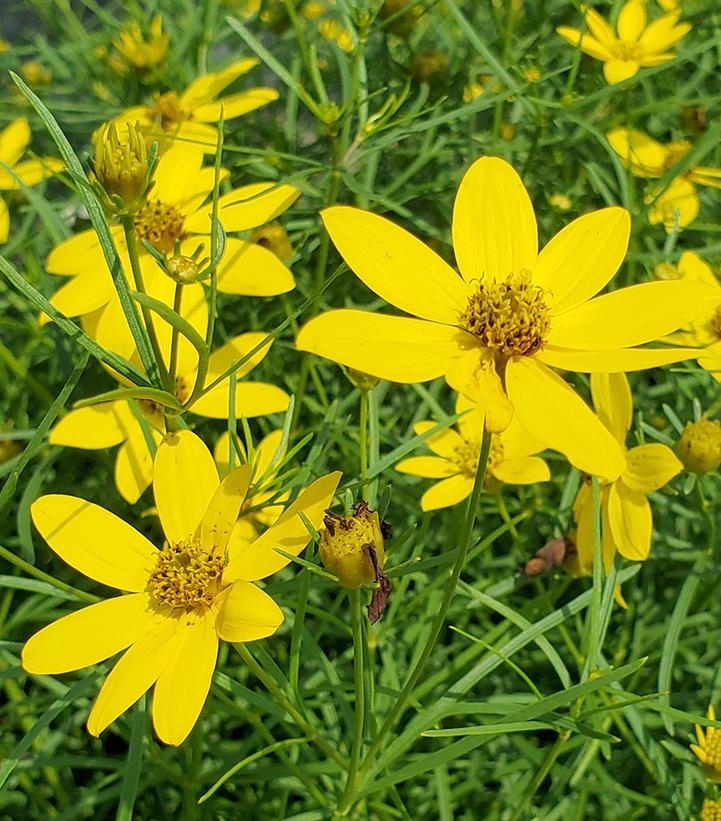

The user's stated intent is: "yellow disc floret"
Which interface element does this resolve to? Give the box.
[701,798,721,821]
[133,200,185,252]
[149,540,224,609]
[459,271,551,357]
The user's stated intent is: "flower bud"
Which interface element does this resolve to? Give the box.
[319,501,385,589]
[675,418,721,475]
[92,121,149,214]
[167,254,202,284]
[410,50,449,84]
[379,0,422,38]
[347,368,380,392]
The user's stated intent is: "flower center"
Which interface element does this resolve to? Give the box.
[612,41,644,61]
[454,438,503,478]
[707,305,721,341]
[134,200,185,253]
[663,140,692,169]
[149,91,190,129]
[148,540,224,609]
[459,272,550,357]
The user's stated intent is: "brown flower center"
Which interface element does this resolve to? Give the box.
[148,540,224,609]
[707,305,721,341]
[459,272,551,357]
[134,200,185,252]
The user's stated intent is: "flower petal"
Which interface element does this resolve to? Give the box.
[678,251,720,288]
[395,456,457,478]
[445,347,514,433]
[193,88,279,122]
[87,615,181,738]
[607,128,667,178]
[412,421,465,458]
[0,198,8,243]
[590,372,632,444]
[506,358,625,479]
[690,167,721,190]
[192,381,290,420]
[31,495,157,591]
[556,27,614,60]
[22,593,166,675]
[583,8,617,46]
[151,608,219,746]
[297,310,464,383]
[214,238,295,296]
[617,0,646,41]
[607,480,652,561]
[493,456,550,485]
[154,430,219,545]
[603,60,640,84]
[0,118,30,167]
[151,143,206,207]
[538,344,704,372]
[321,206,468,323]
[49,402,129,449]
[45,226,122,276]
[421,475,474,511]
[44,269,115,322]
[648,178,699,231]
[6,157,63,188]
[534,208,630,314]
[624,444,681,493]
[185,183,300,234]
[639,17,690,52]
[200,465,252,553]
[115,426,159,505]
[226,471,341,581]
[452,156,537,284]
[215,580,284,642]
[253,429,285,483]
[180,58,259,108]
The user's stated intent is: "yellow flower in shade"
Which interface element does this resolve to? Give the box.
[116,59,278,152]
[607,128,721,232]
[296,156,717,478]
[49,400,162,504]
[22,429,341,745]
[318,19,354,52]
[395,395,550,510]
[0,39,10,53]
[113,15,169,71]
[692,705,721,782]
[701,798,721,820]
[0,118,63,243]
[572,372,682,572]
[44,142,299,321]
[20,60,52,87]
[556,0,690,84]
[675,418,721,475]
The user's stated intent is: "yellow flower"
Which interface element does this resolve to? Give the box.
[657,0,680,11]
[0,118,63,244]
[44,142,299,321]
[296,156,717,477]
[21,60,52,86]
[701,798,721,820]
[0,39,10,53]
[22,429,341,745]
[115,59,278,152]
[50,400,162,504]
[557,0,690,84]
[318,19,354,52]
[395,395,550,510]
[549,193,573,212]
[113,15,169,71]
[319,501,386,588]
[92,121,150,214]
[692,705,721,781]
[675,418,721,474]
[607,128,721,232]
[572,372,682,571]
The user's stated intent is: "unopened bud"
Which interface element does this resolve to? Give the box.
[92,121,149,214]
[675,418,721,475]
[347,368,380,392]
[167,254,202,284]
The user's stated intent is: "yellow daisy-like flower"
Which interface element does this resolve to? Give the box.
[0,118,63,243]
[556,0,690,84]
[44,142,299,321]
[572,372,682,571]
[116,59,278,152]
[692,705,721,782]
[22,429,341,745]
[112,15,169,71]
[395,395,550,510]
[296,156,717,478]
[607,128,721,232]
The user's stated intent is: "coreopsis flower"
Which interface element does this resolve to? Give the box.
[556,0,690,84]
[44,142,298,320]
[675,418,721,474]
[50,400,162,504]
[607,128,721,231]
[692,705,721,782]
[395,395,550,510]
[22,430,340,745]
[572,372,682,571]
[112,15,169,71]
[115,59,278,151]
[296,156,717,478]
[0,118,63,243]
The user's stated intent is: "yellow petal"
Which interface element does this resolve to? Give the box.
[452,156,537,284]
[4,157,63,188]
[44,269,115,321]
[445,347,514,433]
[191,381,290,420]
[623,444,681,493]
[549,280,721,350]
[200,465,252,553]
[496,414,546,460]
[185,183,300,234]
[583,7,617,46]
[254,429,285,483]
[50,402,128,449]
[420,475,474,511]
[151,143,206,208]
[412,420,465,458]
[0,118,30,167]
[115,425,160,504]
[0,198,8,243]
[556,27,614,60]
[321,206,468,324]
[215,580,284,642]
[534,208,630,314]
[493,456,550,485]
[690,167,721,190]
[31,495,157,591]
[455,393,486,443]
[572,482,594,575]
[607,128,667,178]
[607,480,652,561]
[215,238,294,296]
[648,178,699,231]
[180,58,259,108]
[87,616,181,738]
[297,310,464,383]
[639,17,690,52]
[678,252,720,288]
[45,227,119,276]
[537,344,704,372]
[616,0,646,41]
[154,430,219,544]
[590,372,632,444]
[22,593,166,675]
[226,471,341,582]
[505,358,625,479]
[205,331,274,381]
[193,88,279,122]
[395,456,457,478]
[152,608,219,746]
[603,59,640,84]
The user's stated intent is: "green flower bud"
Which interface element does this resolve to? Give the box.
[675,418,721,475]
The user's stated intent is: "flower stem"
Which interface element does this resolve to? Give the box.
[336,425,493,814]
[168,282,183,383]
[359,390,369,497]
[0,542,98,603]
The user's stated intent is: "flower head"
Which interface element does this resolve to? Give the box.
[675,418,721,474]
[112,15,169,71]
[22,429,340,745]
[319,500,386,589]
[692,705,721,782]
[296,156,718,477]
[557,0,690,84]
[92,121,150,214]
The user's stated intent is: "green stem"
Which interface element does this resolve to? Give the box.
[337,589,366,814]
[359,390,369,497]
[337,426,493,814]
[168,282,183,384]
[0,543,99,603]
